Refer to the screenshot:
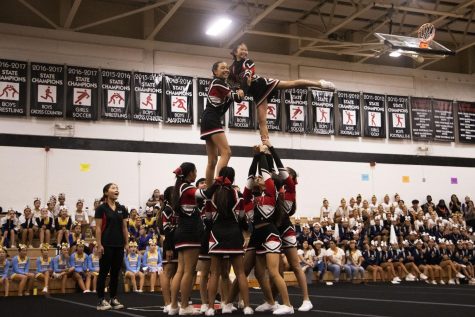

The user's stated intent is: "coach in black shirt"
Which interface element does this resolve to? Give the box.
[95,183,129,311]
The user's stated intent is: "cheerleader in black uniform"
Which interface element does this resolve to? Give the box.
[160,186,178,313]
[200,61,244,187]
[36,208,54,245]
[229,43,335,142]
[205,167,252,316]
[169,163,218,315]
[244,145,293,315]
[264,140,312,312]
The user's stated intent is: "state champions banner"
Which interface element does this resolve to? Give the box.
[0,59,27,116]
[411,97,434,141]
[66,66,99,120]
[310,89,335,135]
[164,75,193,124]
[362,93,386,138]
[432,99,455,142]
[30,62,65,117]
[457,101,475,143]
[228,95,255,129]
[133,72,162,122]
[337,91,361,136]
[101,69,131,120]
[387,95,411,139]
[284,88,308,133]
[266,90,282,131]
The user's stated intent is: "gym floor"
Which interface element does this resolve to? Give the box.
[0,283,473,317]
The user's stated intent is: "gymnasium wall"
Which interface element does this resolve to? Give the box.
[0,24,474,215]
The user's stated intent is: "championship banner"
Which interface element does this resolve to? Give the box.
[432,99,455,142]
[387,95,411,139]
[309,89,335,135]
[101,69,131,120]
[266,90,282,131]
[66,66,99,120]
[337,91,361,136]
[163,75,193,124]
[0,59,27,116]
[457,101,475,143]
[228,95,255,129]
[30,62,65,117]
[132,72,162,122]
[411,97,434,141]
[284,88,308,133]
[197,77,223,125]
[362,93,386,138]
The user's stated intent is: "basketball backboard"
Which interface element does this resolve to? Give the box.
[375,33,455,56]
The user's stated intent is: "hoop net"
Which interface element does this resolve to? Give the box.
[418,23,435,48]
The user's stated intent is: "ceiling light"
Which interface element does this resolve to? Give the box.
[389,50,402,57]
[206,17,232,36]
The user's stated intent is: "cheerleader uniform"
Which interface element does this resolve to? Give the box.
[229,58,279,107]
[142,215,157,233]
[200,77,242,140]
[0,259,11,281]
[173,183,217,250]
[268,146,297,249]
[161,203,178,264]
[362,250,380,269]
[70,252,88,276]
[11,255,30,278]
[19,216,35,230]
[243,153,281,255]
[36,216,54,231]
[199,200,212,261]
[36,256,53,278]
[53,255,72,274]
[207,186,245,255]
[87,253,101,276]
[124,253,142,273]
[142,249,162,272]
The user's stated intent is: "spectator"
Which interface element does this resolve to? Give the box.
[381,194,391,212]
[346,240,365,283]
[312,240,326,282]
[0,246,11,296]
[369,195,378,214]
[55,208,72,246]
[436,199,450,219]
[54,193,69,216]
[36,208,54,245]
[335,198,350,222]
[32,197,42,220]
[449,194,461,214]
[146,189,162,208]
[68,222,85,251]
[19,206,35,248]
[297,241,315,285]
[422,195,436,214]
[325,240,351,286]
[1,208,19,248]
[464,200,475,230]
[73,199,89,236]
[319,198,332,220]
[462,196,471,214]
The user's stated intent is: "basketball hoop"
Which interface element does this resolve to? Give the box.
[418,23,435,49]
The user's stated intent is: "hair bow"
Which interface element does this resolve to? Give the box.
[173,167,184,178]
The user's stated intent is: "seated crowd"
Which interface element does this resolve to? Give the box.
[0,191,474,296]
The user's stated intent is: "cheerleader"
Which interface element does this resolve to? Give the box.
[0,246,10,296]
[124,241,144,292]
[69,222,85,252]
[401,240,428,281]
[36,208,54,245]
[390,242,415,281]
[142,207,157,233]
[265,140,312,312]
[160,186,178,313]
[73,199,89,237]
[19,206,35,247]
[53,243,74,293]
[168,162,218,315]
[229,42,334,142]
[11,244,34,296]
[142,238,162,292]
[362,241,383,282]
[70,240,89,292]
[205,167,252,316]
[1,208,19,248]
[55,208,72,245]
[243,145,293,315]
[201,61,244,187]
[423,238,444,284]
[137,225,153,252]
[453,240,473,281]
[86,241,101,292]
[378,242,401,284]
[35,243,53,293]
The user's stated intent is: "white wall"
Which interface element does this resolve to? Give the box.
[0,24,474,215]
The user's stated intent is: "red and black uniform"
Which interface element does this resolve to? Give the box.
[173,183,217,250]
[199,200,212,260]
[269,146,297,249]
[207,185,245,255]
[161,202,177,264]
[200,78,242,140]
[244,153,281,255]
[229,58,279,107]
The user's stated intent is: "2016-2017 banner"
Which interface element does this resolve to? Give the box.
[30,62,65,117]
[0,59,27,116]
[457,101,475,143]
[66,65,99,120]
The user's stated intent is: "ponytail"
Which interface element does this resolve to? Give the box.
[214,167,235,217]
[171,162,196,212]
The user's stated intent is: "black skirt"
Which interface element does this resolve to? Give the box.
[200,108,224,140]
[249,77,279,107]
[199,228,211,260]
[174,214,204,250]
[209,219,244,255]
[277,217,297,249]
[249,223,282,255]
[162,231,178,264]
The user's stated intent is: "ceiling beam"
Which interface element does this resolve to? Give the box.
[417,39,475,69]
[374,4,464,19]
[74,0,176,31]
[63,0,82,29]
[146,0,184,40]
[224,0,286,48]
[17,0,60,29]
[292,2,375,56]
